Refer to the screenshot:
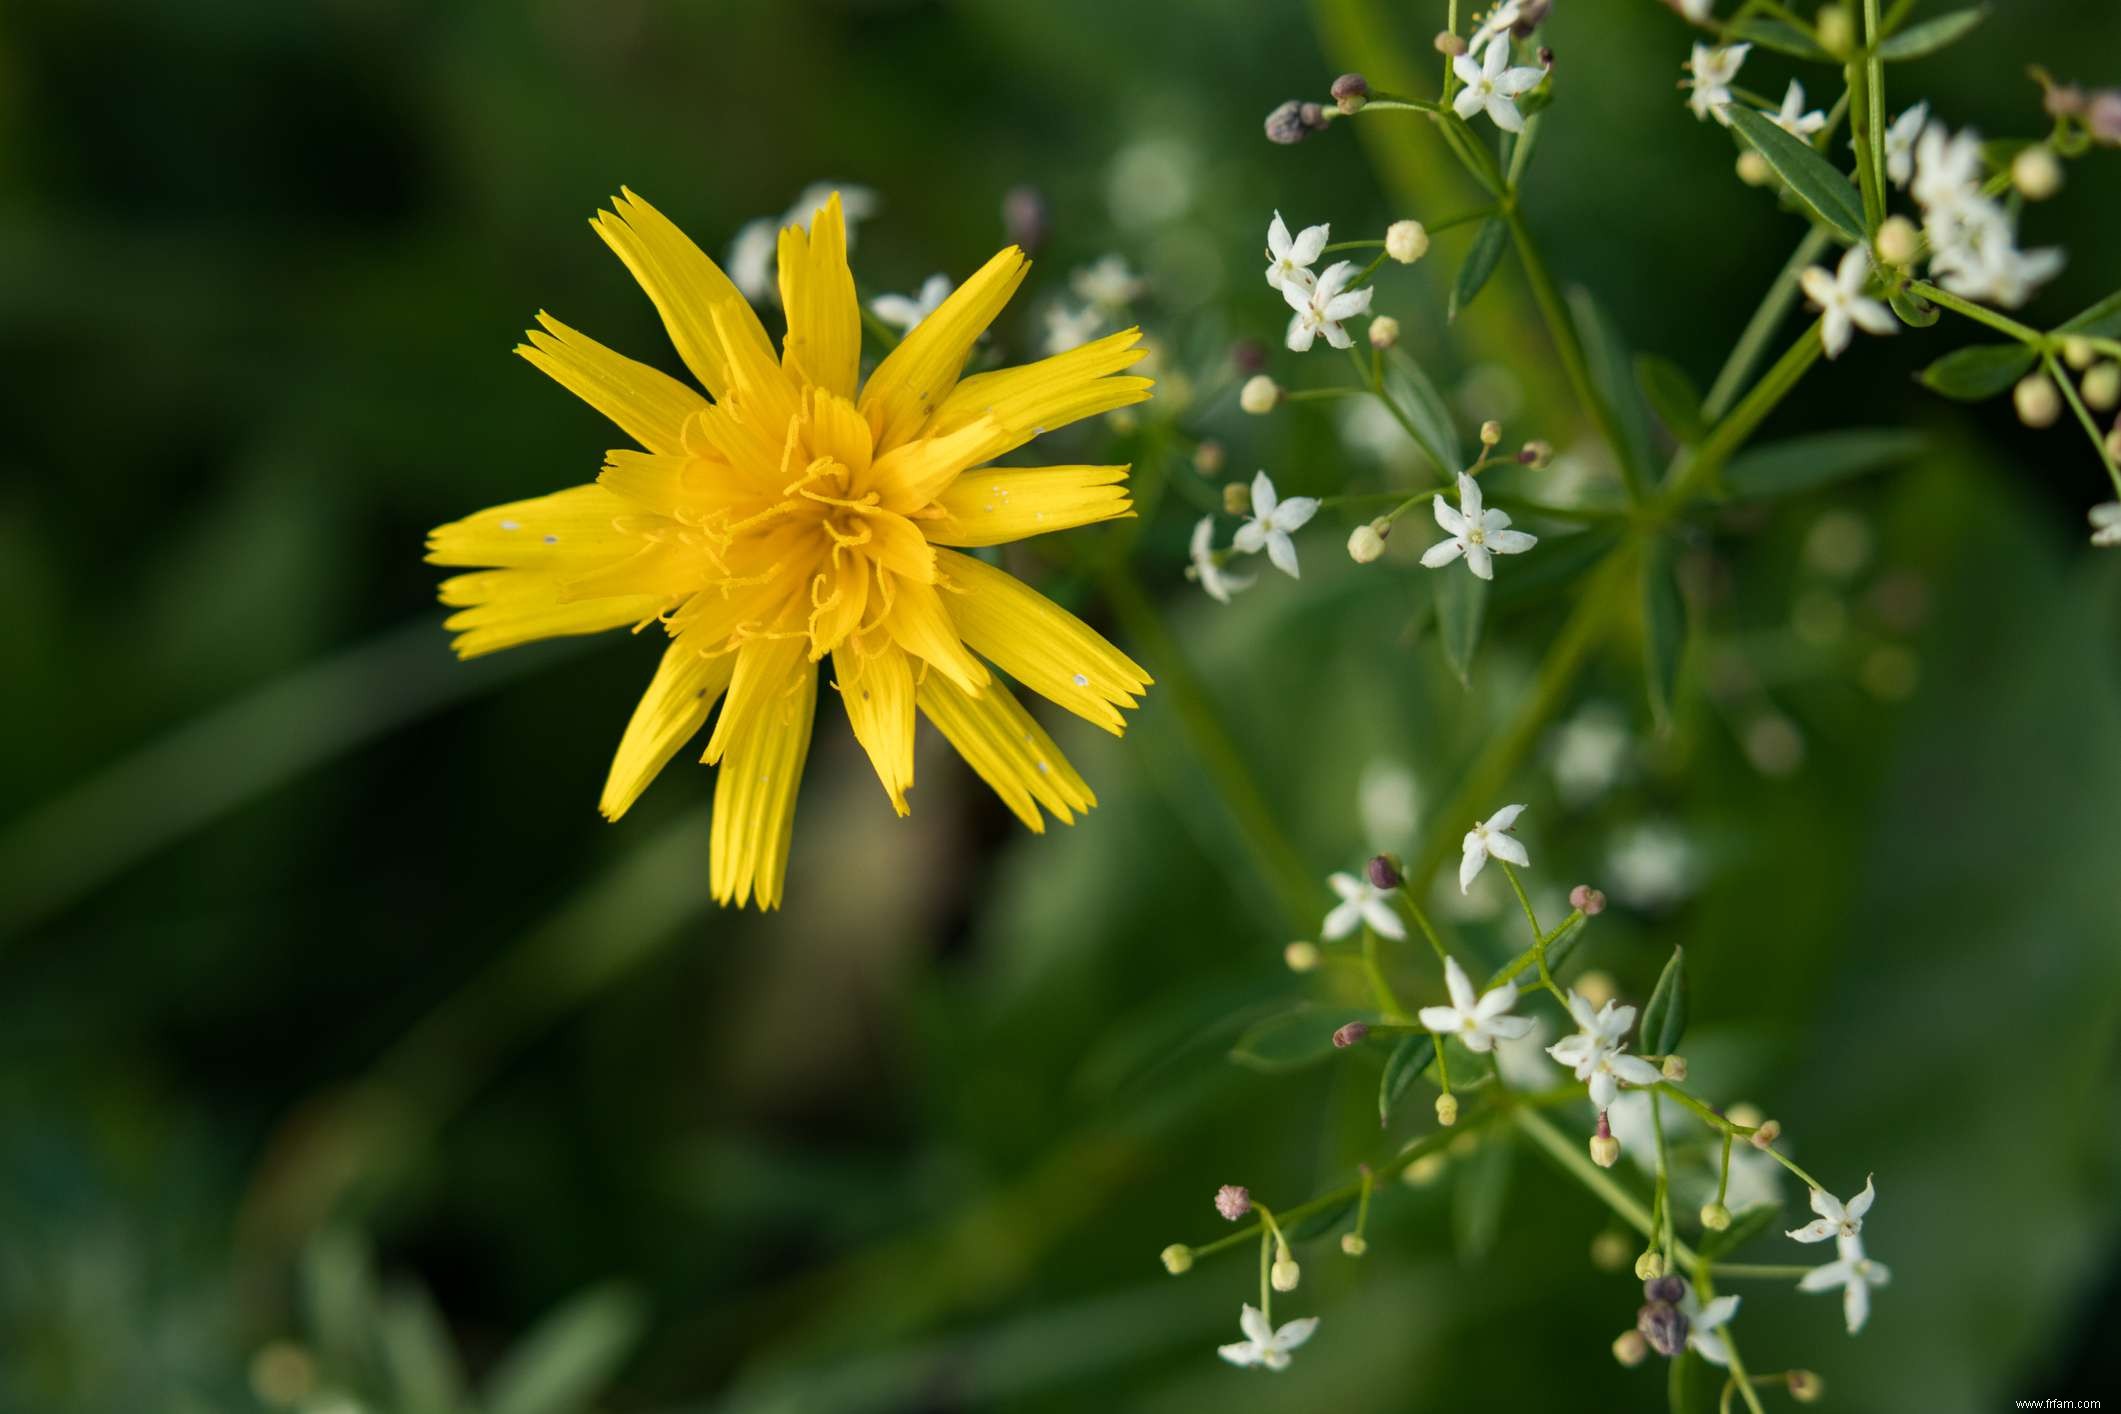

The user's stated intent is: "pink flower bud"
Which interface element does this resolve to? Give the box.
[1569,884,1607,916]
[1214,1184,1252,1221]
[1333,1021,1370,1048]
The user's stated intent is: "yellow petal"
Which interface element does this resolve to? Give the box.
[832,638,915,814]
[776,193,860,400]
[803,387,874,479]
[427,484,645,570]
[709,658,817,909]
[935,549,1150,734]
[859,246,1027,452]
[517,313,708,456]
[925,465,1133,547]
[437,570,659,659]
[599,634,739,820]
[805,553,871,659]
[865,415,1009,511]
[916,670,1094,832]
[702,634,810,765]
[590,188,778,402]
[557,538,719,603]
[882,576,988,694]
[926,328,1152,459]
[859,510,937,584]
[710,297,800,431]
[598,450,771,519]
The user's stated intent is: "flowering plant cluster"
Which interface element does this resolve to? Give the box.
[1153,0,2120,1408]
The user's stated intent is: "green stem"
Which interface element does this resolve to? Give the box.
[1907,280,2044,344]
[1362,929,1410,1020]
[1499,862,1562,999]
[1702,226,1832,422]
[1396,884,1451,964]
[1712,1263,1816,1279]
[1667,323,1825,505]
[2045,351,2121,497]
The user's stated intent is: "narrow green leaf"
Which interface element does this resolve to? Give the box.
[1635,353,1707,444]
[483,1284,647,1414]
[1918,342,2040,401]
[1723,428,1925,500]
[1888,284,1940,328]
[1452,1133,1514,1264]
[1379,1033,1437,1125]
[1639,945,1689,1054]
[303,1228,381,1383]
[1230,1005,1345,1074]
[1723,16,1830,60]
[1726,106,1865,241]
[1641,540,1686,729]
[1570,290,1657,490]
[2057,289,2121,339]
[1283,1195,1357,1241]
[1697,1201,1786,1260]
[1878,5,1988,61]
[1450,217,1510,323]
[1384,349,1464,474]
[378,1286,467,1414]
[1435,567,1489,687]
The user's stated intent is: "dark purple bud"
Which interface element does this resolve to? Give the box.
[1513,0,1552,35]
[1299,101,1330,132]
[1644,1274,1688,1304]
[1231,338,1269,375]
[1538,44,1555,68]
[1636,1300,1690,1359]
[1001,184,1050,254]
[1331,72,1369,101]
[1265,100,1309,145]
[1366,853,1403,891]
[1332,1021,1370,1048]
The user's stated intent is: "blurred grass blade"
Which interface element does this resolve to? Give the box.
[1668,1347,1717,1414]
[303,1227,382,1383]
[1724,428,1925,500]
[1452,1132,1513,1263]
[0,618,567,942]
[1435,566,1489,687]
[1877,6,1987,61]
[1384,349,1464,474]
[483,1283,647,1414]
[1569,290,1657,490]
[1641,541,1687,730]
[1282,1195,1356,1241]
[1228,1005,1343,1073]
[1918,343,2039,400]
[1726,107,1865,242]
[1636,354,1706,444]
[379,1284,469,1414]
[1450,218,1510,323]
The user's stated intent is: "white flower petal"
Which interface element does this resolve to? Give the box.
[1484,803,1527,832]
[1266,530,1302,579]
[1847,1175,1876,1220]
[1486,833,1530,868]
[1421,537,1467,569]
[1419,1005,1464,1033]
[1787,1218,1838,1243]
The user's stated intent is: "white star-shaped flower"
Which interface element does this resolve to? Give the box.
[1884,102,1928,187]
[1798,1243,1891,1334]
[869,273,952,331]
[1187,516,1255,604]
[1071,254,1146,311]
[1771,80,1826,140]
[1684,43,1749,125]
[1043,302,1105,355]
[1419,473,1537,580]
[1912,121,1983,213]
[1801,246,1895,359]
[1681,1291,1742,1367]
[2090,502,2121,548]
[1233,470,1320,578]
[1457,802,1529,893]
[1546,989,1661,1108]
[1265,212,1329,293]
[1470,0,1542,49]
[1418,956,1534,1053]
[1453,37,1545,133]
[1323,870,1406,941]
[1217,1304,1319,1371]
[1932,230,2065,309]
[1787,1176,1875,1244]
[1283,260,1373,352]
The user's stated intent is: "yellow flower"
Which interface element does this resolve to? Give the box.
[428,190,1154,908]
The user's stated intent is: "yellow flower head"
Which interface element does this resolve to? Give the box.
[428,190,1154,908]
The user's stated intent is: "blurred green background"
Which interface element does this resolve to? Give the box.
[4,0,2120,1409]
